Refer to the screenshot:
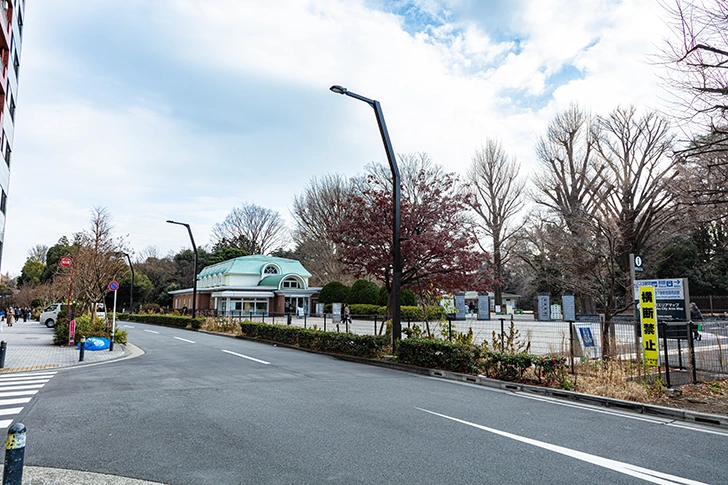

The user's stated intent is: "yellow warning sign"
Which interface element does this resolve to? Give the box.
[639,286,659,367]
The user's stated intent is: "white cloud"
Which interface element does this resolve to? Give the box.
[2,0,674,276]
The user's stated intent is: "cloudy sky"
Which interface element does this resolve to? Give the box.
[4,0,673,275]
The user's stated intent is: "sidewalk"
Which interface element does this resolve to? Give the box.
[0,319,131,373]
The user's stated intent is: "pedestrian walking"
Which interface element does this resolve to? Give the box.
[342,304,351,325]
[690,302,703,341]
[6,307,13,327]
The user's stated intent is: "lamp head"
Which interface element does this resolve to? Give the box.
[166,220,175,224]
[330,85,347,95]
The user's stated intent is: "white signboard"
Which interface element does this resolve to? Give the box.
[634,279,684,300]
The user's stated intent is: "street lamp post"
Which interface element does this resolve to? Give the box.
[329,84,401,342]
[166,220,198,318]
[123,252,135,313]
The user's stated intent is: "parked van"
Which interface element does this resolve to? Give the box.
[39,303,64,328]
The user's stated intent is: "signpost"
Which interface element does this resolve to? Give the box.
[109,281,119,352]
[59,257,75,346]
[639,286,659,367]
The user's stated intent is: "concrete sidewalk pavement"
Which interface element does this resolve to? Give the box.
[0,319,133,373]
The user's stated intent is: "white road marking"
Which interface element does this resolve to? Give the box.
[123,325,135,328]
[0,372,56,381]
[417,407,709,485]
[513,393,671,424]
[0,390,38,398]
[144,330,160,334]
[0,384,46,391]
[221,350,270,365]
[0,407,23,416]
[0,378,51,385]
[0,398,32,406]
[0,420,12,428]
[173,337,196,344]
[514,391,728,436]
[667,422,728,437]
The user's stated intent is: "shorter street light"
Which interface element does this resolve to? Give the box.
[166,220,198,318]
[329,84,402,341]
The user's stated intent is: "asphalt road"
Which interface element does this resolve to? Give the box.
[14,321,728,484]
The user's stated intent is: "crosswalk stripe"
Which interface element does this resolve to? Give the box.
[0,372,56,430]
[0,408,23,416]
[0,398,32,406]
[0,372,57,380]
[0,379,50,386]
[0,390,38,398]
[0,384,46,391]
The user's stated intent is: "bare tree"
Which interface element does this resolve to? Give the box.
[292,173,362,285]
[595,106,679,274]
[211,203,287,255]
[466,139,526,306]
[659,0,728,209]
[27,245,48,263]
[532,104,605,228]
[659,0,728,149]
[71,207,127,318]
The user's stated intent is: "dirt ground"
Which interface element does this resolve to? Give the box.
[649,379,728,417]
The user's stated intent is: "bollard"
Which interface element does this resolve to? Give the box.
[79,336,86,362]
[0,341,5,369]
[500,318,505,352]
[3,423,26,485]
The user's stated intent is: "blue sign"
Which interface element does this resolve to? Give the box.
[108,281,119,291]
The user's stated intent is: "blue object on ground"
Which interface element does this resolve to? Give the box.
[76,337,110,351]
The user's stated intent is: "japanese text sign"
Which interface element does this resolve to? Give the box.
[639,286,659,367]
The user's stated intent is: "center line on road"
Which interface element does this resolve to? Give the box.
[221,350,270,365]
[174,337,196,344]
[417,407,708,485]
[144,330,160,334]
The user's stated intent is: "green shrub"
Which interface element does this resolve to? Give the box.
[533,354,572,388]
[318,282,350,304]
[124,313,205,329]
[347,280,380,305]
[239,321,387,358]
[348,304,385,315]
[377,286,388,306]
[53,314,126,346]
[394,338,481,374]
[481,350,534,381]
[401,289,417,306]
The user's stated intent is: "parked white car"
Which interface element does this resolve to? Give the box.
[39,303,64,328]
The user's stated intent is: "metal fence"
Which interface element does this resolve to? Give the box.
[216,311,728,384]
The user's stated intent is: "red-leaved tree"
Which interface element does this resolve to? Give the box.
[332,159,493,316]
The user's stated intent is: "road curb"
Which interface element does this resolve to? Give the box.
[231,333,728,429]
[426,369,728,429]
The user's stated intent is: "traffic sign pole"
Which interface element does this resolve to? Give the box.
[109,281,118,352]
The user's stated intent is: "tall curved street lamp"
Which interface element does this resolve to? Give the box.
[122,252,135,313]
[166,220,198,318]
[329,84,401,342]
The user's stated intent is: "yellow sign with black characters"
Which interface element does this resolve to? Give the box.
[640,286,659,367]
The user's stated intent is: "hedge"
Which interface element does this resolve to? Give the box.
[321,305,446,320]
[239,321,387,358]
[124,313,205,330]
[394,338,481,374]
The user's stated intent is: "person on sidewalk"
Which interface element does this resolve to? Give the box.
[690,302,703,341]
[6,307,13,327]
